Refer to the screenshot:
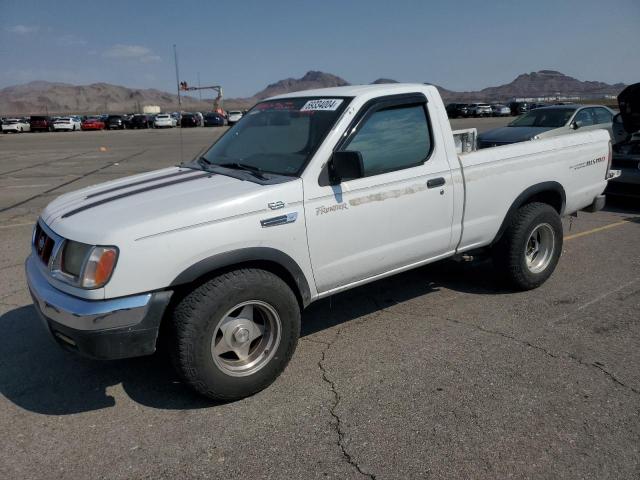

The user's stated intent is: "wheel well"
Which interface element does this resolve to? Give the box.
[157,259,308,351]
[171,258,308,310]
[492,182,566,245]
[522,190,563,214]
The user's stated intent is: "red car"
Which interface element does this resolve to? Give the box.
[81,117,105,130]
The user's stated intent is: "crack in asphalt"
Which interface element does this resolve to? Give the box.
[446,317,640,397]
[569,354,640,395]
[447,318,559,359]
[303,335,377,480]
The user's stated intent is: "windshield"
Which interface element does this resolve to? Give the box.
[199,97,350,176]
[509,108,576,128]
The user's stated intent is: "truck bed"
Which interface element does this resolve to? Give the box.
[456,129,611,252]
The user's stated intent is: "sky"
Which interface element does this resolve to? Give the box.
[1,0,639,98]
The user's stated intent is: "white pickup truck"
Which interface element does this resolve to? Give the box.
[26,84,616,400]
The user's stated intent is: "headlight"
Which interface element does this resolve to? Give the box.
[51,241,118,289]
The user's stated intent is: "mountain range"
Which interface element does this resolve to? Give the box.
[0,70,625,115]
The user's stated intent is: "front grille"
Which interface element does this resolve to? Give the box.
[33,223,55,265]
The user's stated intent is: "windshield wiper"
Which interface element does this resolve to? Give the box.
[218,162,268,180]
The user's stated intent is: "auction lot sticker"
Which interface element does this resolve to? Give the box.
[300,99,343,111]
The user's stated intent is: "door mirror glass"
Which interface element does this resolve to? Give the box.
[329,151,364,184]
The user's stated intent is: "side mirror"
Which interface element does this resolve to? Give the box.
[570,120,581,130]
[613,113,623,124]
[329,151,364,184]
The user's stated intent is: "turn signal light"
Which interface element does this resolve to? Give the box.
[81,247,118,288]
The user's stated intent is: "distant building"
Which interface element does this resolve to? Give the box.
[142,105,161,115]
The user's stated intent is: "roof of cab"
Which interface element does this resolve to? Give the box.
[268,83,435,100]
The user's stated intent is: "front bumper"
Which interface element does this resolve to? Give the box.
[25,254,172,359]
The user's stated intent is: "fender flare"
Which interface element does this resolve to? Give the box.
[492,181,566,244]
[170,247,313,307]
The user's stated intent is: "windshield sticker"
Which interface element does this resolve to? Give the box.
[301,99,343,112]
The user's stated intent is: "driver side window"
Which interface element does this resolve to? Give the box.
[343,104,432,177]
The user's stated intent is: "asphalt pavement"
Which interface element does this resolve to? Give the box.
[1,121,638,479]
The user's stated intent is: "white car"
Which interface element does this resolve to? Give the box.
[154,114,177,128]
[469,103,493,117]
[53,117,81,131]
[227,110,243,125]
[491,104,511,116]
[2,118,30,133]
[26,84,615,401]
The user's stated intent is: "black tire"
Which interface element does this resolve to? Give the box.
[170,269,301,400]
[492,202,563,290]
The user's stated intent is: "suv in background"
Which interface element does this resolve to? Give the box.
[106,115,125,130]
[445,103,470,118]
[30,115,53,132]
[180,113,200,127]
[509,102,530,116]
[130,115,152,129]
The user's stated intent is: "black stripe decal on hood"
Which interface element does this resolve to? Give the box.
[85,169,194,199]
[61,172,211,219]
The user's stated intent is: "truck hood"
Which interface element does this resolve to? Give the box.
[41,167,301,245]
[617,82,640,134]
[478,126,553,144]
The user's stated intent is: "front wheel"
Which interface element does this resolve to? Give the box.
[170,269,301,400]
[492,202,563,290]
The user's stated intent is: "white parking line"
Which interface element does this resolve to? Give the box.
[0,222,34,230]
[4,184,51,189]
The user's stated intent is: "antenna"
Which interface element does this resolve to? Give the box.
[173,44,182,108]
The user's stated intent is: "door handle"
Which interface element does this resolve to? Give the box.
[427,177,445,188]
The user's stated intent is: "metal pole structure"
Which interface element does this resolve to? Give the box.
[197,72,202,101]
[173,44,182,109]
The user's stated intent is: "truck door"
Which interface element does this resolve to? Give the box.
[303,94,455,294]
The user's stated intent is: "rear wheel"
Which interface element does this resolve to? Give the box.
[493,202,563,290]
[170,269,301,400]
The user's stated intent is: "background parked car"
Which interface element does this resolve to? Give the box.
[227,110,244,125]
[491,104,511,116]
[81,117,105,130]
[53,117,81,131]
[180,113,200,127]
[129,114,152,129]
[468,103,493,117]
[508,102,530,116]
[106,115,126,130]
[2,118,30,133]
[154,114,177,128]
[607,82,640,198]
[478,104,615,148]
[29,115,53,132]
[445,103,469,118]
[203,112,226,127]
